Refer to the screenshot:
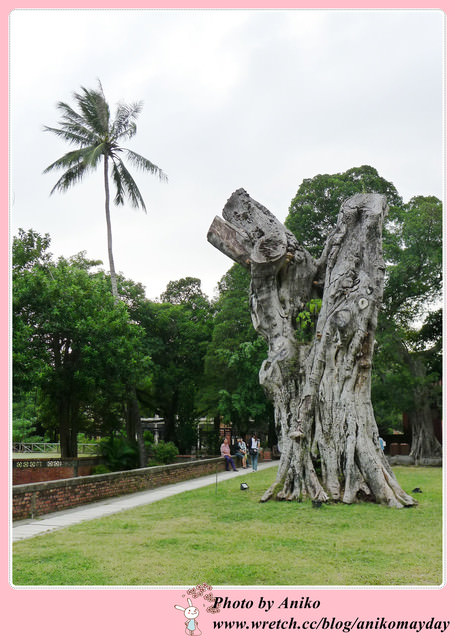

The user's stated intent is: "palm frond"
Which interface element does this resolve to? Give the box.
[124,149,168,182]
[43,125,95,148]
[48,160,93,194]
[55,101,90,128]
[111,161,126,207]
[85,143,106,167]
[111,158,146,210]
[43,146,100,174]
[112,102,142,141]
[72,86,110,137]
[60,122,99,145]
[54,99,107,143]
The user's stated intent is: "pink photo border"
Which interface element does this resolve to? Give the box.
[3,1,451,638]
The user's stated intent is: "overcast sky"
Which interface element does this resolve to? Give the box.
[9,8,445,301]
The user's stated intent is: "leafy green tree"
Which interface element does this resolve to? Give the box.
[44,81,167,299]
[286,165,402,255]
[217,340,274,438]
[12,230,54,398]
[286,170,442,459]
[13,229,147,458]
[12,393,43,443]
[384,196,442,322]
[161,276,210,309]
[134,280,213,453]
[374,196,443,459]
[200,264,273,440]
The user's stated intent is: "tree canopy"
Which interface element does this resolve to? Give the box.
[285,167,442,459]
[200,264,273,439]
[133,279,214,453]
[13,229,147,456]
[286,165,403,255]
[374,195,442,458]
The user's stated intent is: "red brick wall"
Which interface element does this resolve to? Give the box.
[13,466,74,484]
[13,458,100,485]
[13,458,226,521]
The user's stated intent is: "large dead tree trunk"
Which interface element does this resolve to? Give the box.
[208,188,416,508]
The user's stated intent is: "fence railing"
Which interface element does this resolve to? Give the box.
[12,443,99,455]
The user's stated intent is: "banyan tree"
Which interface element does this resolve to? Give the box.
[208,188,416,508]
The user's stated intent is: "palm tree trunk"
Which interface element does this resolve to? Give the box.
[104,154,119,299]
[103,155,146,463]
[103,155,148,464]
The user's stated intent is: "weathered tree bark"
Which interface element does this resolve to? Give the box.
[104,153,119,300]
[58,395,79,458]
[54,340,80,458]
[208,188,416,508]
[126,386,148,468]
[406,355,442,463]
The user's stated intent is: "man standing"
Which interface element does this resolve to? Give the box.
[221,437,238,471]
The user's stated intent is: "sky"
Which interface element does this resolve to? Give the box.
[9,8,445,301]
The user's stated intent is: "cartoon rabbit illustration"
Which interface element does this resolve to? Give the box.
[174,598,202,635]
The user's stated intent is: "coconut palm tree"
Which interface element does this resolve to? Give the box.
[44,81,167,298]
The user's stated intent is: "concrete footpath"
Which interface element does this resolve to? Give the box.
[12,460,279,542]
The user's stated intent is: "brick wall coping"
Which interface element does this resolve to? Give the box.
[13,457,99,466]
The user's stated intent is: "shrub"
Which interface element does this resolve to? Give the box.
[97,436,139,471]
[92,464,111,475]
[149,441,179,465]
[143,430,155,447]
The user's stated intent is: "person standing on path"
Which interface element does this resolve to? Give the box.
[249,434,260,471]
[238,436,248,469]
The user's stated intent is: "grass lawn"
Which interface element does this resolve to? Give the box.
[12,466,443,587]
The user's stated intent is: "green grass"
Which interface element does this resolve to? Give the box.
[12,466,443,587]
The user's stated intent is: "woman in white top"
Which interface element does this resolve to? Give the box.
[249,434,260,471]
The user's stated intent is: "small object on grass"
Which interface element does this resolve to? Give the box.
[312,500,323,508]
[412,487,423,493]
[240,483,249,491]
